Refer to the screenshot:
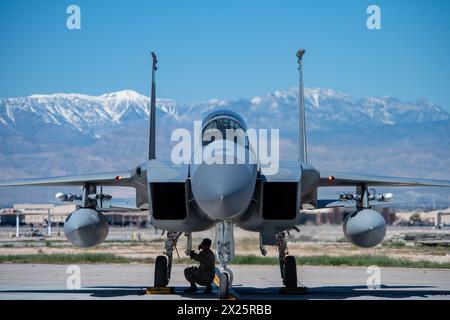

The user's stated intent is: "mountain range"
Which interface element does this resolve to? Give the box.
[0,88,449,208]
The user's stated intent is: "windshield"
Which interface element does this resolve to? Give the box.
[202,117,246,146]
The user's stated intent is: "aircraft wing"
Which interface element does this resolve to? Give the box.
[0,171,134,188]
[319,171,450,187]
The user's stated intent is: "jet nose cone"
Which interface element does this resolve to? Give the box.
[191,163,257,220]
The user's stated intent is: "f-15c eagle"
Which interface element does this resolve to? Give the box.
[1,50,449,299]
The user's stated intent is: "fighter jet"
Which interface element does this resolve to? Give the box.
[1,50,449,299]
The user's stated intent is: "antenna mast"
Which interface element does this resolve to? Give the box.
[148,52,157,160]
[297,49,307,163]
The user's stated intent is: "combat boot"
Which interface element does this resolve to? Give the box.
[204,283,213,294]
[183,284,198,293]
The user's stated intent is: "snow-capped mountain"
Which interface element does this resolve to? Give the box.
[1,88,448,134]
[0,90,178,132]
[0,88,449,207]
[237,87,449,129]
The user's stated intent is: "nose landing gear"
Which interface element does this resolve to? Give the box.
[215,220,235,299]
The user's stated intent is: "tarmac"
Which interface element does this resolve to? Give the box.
[0,264,449,300]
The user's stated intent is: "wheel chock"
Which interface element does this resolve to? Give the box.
[279,286,308,295]
[145,287,175,294]
[213,274,220,287]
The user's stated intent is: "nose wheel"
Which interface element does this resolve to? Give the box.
[219,271,230,299]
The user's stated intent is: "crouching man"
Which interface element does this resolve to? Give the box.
[184,238,215,293]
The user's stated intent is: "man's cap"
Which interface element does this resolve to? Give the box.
[201,238,212,248]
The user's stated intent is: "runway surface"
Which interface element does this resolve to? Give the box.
[0,264,449,300]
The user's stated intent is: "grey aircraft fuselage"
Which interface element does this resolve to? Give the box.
[142,109,303,234]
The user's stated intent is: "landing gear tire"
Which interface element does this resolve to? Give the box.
[283,256,298,288]
[219,272,229,300]
[154,255,168,287]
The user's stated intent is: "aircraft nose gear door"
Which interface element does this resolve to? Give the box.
[215,220,235,299]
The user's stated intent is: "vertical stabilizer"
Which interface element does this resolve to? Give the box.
[148,52,157,160]
[297,49,308,163]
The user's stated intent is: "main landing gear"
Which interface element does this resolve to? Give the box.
[152,227,304,296]
[154,231,183,287]
[276,232,298,288]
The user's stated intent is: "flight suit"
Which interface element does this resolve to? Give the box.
[184,248,216,286]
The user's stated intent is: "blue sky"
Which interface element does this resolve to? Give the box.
[0,0,449,110]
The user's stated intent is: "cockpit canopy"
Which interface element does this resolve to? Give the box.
[202,110,247,146]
